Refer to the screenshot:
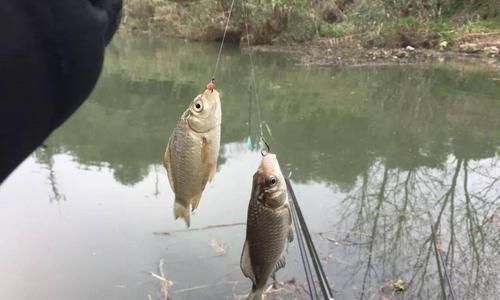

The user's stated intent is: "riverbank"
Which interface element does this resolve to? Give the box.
[120,0,500,68]
[250,32,500,68]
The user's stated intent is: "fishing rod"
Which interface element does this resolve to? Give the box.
[284,163,319,300]
[282,167,335,300]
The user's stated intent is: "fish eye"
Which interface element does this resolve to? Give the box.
[268,176,278,187]
[193,100,203,112]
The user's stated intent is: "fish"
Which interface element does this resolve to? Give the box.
[240,153,294,300]
[163,89,221,227]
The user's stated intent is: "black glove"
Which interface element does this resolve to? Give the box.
[0,0,122,183]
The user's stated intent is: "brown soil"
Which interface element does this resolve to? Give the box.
[248,33,500,69]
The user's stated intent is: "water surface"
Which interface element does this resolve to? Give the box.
[1,36,499,300]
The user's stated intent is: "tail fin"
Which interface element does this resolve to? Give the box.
[247,286,264,300]
[173,202,191,227]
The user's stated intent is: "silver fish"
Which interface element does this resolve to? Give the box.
[163,89,221,227]
[240,153,293,300]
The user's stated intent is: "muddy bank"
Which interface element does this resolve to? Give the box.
[248,33,500,69]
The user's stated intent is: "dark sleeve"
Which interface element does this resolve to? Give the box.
[0,0,122,183]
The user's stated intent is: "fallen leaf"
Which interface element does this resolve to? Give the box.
[322,253,333,264]
[392,279,406,292]
[210,238,227,256]
[436,243,443,251]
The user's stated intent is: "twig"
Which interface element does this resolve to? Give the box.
[149,258,172,300]
[430,224,448,300]
[233,278,307,300]
[153,222,246,235]
[318,233,370,246]
[174,281,239,294]
[159,259,172,299]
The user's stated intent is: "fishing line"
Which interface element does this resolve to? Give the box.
[242,0,319,293]
[212,0,237,80]
[242,0,264,140]
[242,0,334,298]
[246,83,253,149]
[241,1,334,298]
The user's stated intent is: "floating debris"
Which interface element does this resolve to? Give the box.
[210,238,227,256]
[149,258,173,300]
[321,253,334,264]
[392,279,406,292]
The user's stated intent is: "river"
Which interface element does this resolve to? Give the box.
[1,36,499,300]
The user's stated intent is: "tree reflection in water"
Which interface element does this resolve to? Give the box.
[330,156,499,299]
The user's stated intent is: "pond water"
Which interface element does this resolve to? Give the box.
[1,36,499,300]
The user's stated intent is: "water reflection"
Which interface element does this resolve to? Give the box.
[35,146,67,202]
[9,36,500,299]
[329,156,500,299]
[42,38,500,188]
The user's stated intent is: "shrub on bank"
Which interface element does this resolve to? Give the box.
[121,0,499,49]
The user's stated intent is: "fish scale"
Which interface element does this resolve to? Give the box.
[170,123,202,205]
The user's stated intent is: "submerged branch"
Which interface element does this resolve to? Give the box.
[174,281,240,294]
[153,222,246,235]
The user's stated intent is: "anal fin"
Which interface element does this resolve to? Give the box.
[273,255,286,273]
[173,202,191,227]
[190,193,203,211]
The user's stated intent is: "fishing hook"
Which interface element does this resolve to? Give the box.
[260,137,270,156]
[207,77,216,93]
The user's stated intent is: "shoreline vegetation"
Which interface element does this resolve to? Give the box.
[120,0,500,67]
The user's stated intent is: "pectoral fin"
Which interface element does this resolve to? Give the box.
[285,203,292,225]
[206,162,217,184]
[201,136,210,163]
[240,240,256,285]
[288,227,294,243]
[163,146,175,193]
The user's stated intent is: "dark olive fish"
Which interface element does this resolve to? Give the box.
[240,154,293,300]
